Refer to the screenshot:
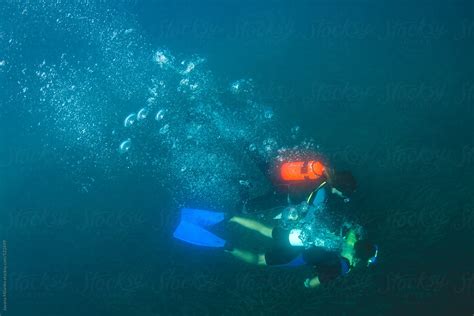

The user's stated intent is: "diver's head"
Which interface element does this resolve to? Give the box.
[353,240,378,268]
[328,170,357,198]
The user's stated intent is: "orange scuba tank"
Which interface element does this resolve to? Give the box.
[280,160,326,181]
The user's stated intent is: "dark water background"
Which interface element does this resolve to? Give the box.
[1,0,473,315]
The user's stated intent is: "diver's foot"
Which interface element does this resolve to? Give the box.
[227,215,237,223]
[224,213,234,222]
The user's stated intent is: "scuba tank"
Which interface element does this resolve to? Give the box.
[277,201,343,251]
[280,160,326,182]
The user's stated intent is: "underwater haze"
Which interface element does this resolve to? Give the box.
[0,0,473,315]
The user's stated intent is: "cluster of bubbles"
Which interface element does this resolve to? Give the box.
[230,78,254,95]
[154,50,171,68]
[114,46,322,205]
[280,202,343,251]
[5,0,321,207]
[2,0,161,189]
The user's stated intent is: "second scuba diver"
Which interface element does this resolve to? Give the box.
[226,214,377,288]
[227,178,376,289]
[241,157,357,214]
[173,205,377,289]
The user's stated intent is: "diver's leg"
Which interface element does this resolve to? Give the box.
[225,248,266,266]
[229,216,273,239]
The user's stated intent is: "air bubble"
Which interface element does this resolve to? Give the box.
[182,62,195,74]
[137,108,149,120]
[159,124,170,134]
[291,126,300,139]
[291,126,300,134]
[154,50,169,67]
[230,79,253,95]
[119,139,132,154]
[230,81,240,94]
[147,97,156,105]
[263,138,277,153]
[264,107,274,119]
[155,109,166,121]
[124,113,136,127]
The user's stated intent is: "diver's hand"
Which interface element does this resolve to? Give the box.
[303,276,321,289]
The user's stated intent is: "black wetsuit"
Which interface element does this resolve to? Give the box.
[265,227,350,284]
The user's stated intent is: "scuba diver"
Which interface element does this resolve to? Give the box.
[173,207,377,288]
[226,215,377,288]
[173,185,377,288]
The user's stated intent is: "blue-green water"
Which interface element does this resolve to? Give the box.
[1,0,473,315]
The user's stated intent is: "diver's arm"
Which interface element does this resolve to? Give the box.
[340,228,357,263]
[345,228,358,247]
[304,275,321,289]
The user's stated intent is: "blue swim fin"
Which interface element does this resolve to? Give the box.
[180,208,226,227]
[173,208,227,248]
